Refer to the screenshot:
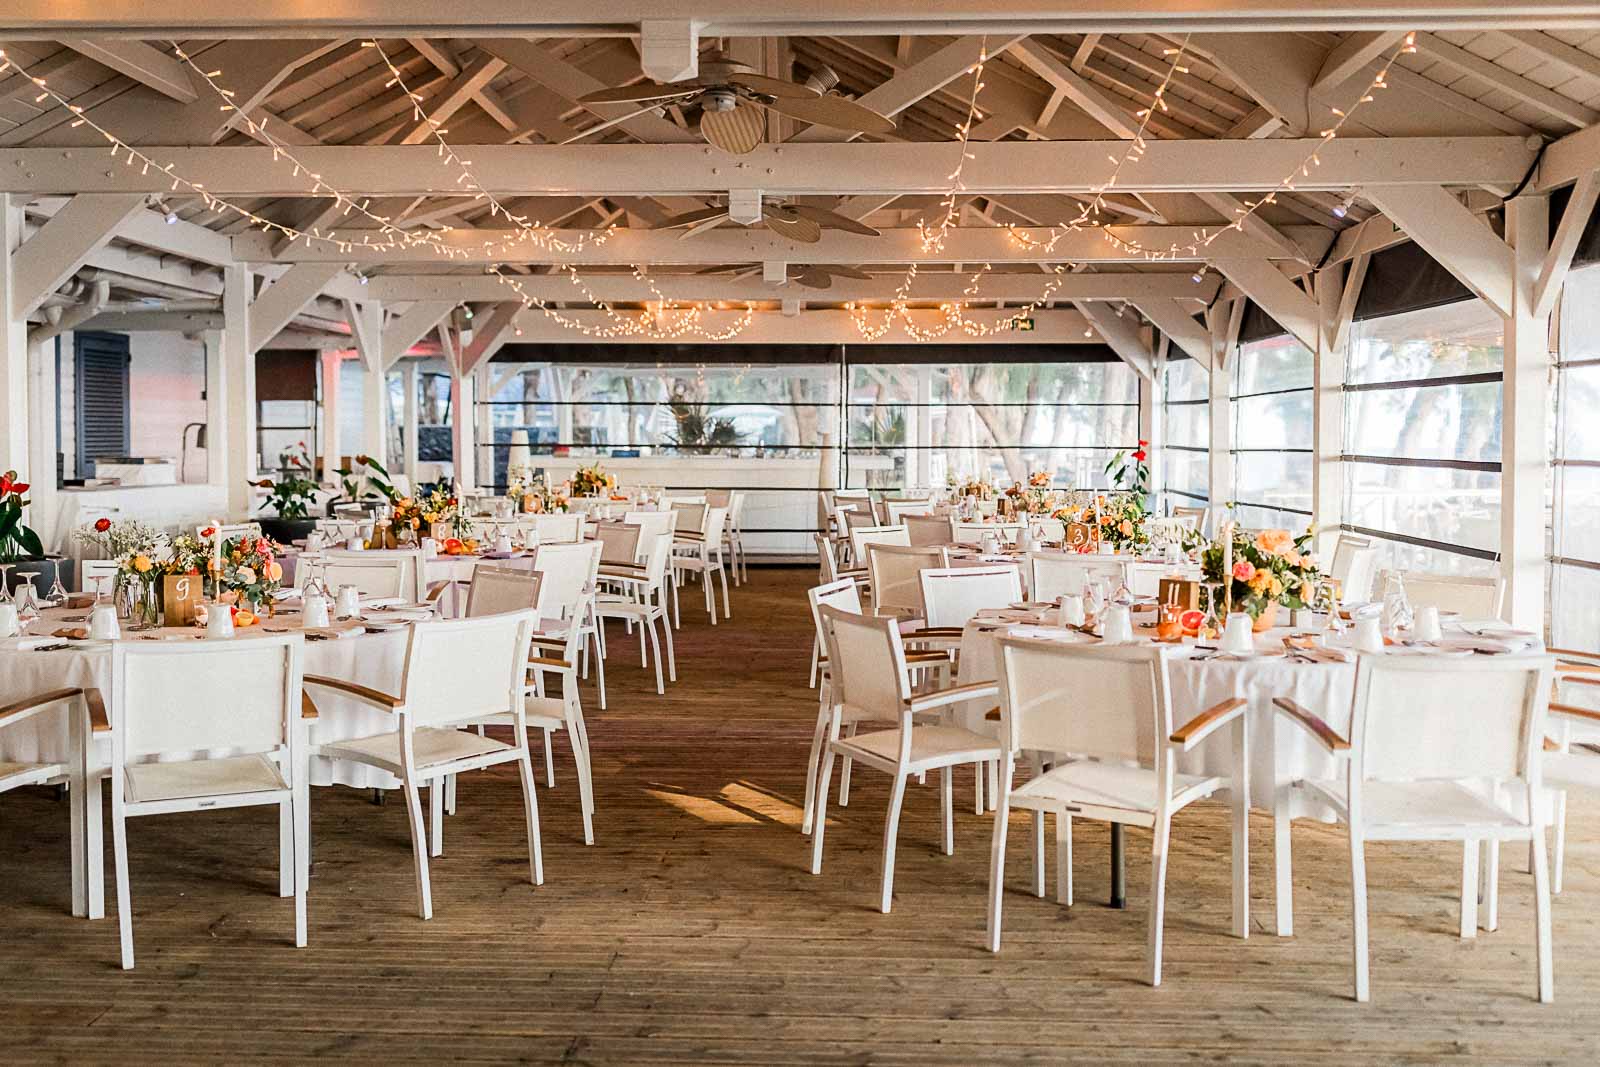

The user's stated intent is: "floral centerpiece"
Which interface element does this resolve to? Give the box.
[212,532,285,612]
[571,463,615,498]
[1200,525,1320,629]
[1004,470,1058,515]
[509,468,569,513]
[393,484,468,538]
[0,470,42,564]
[948,473,996,500]
[72,517,169,624]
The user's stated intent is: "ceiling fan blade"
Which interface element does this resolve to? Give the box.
[788,204,881,236]
[578,82,699,105]
[766,93,896,135]
[823,265,873,281]
[699,101,767,154]
[763,208,823,244]
[726,72,821,100]
[693,264,751,275]
[652,207,729,230]
[793,267,834,290]
[681,213,730,239]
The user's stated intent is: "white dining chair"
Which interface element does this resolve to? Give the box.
[809,607,1002,912]
[624,509,677,546]
[1027,551,1129,602]
[593,519,643,566]
[905,513,956,548]
[531,513,583,544]
[1272,653,1556,1002]
[597,532,676,695]
[953,521,1022,545]
[201,521,263,542]
[0,688,90,917]
[800,578,953,835]
[1332,545,1380,605]
[986,639,1249,987]
[107,636,312,968]
[317,549,424,603]
[881,498,933,524]
[309,610,543,920]
[670,505,732,626]
[1390,570,1507,619]
[76,557,122,594]
[920,564,1023,632]
[866,542,948,621]
[465,565,543,620]
[1171,505,1208,533]
[1539,648,1600,896]
[533,539,608,708]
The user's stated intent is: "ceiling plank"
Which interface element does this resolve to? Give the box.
[1496,29,1600,84]
[1415,31,1599,128]
[1312,31,1406,94]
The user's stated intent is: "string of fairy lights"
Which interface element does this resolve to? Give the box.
[0,31,1419,344]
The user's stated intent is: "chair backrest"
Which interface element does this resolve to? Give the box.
[880,498,932,524]
[848,523,909,565]
[807,576,863,652]
[1027,551,1129,601]
[1393,571,1506,618]
[670,501,707,533]
[1336,546,1381,604]
[725,492,746,528]
[398,610,537,728]
[533,539,601,620]
[819,605,911,724]
[813,533,840,583]
[921,564,1024,629]
[840,507,875,532]
[531,512,582,544]
[1331,534,1372,581]
[868,543,949,617]
[625,510,676,543]
[704,488,732,508]
[318,551,421,601]
[1171,506,1208,532]
[953,521,1021,545]
[634,532,674,592]
[78,558,122,591]
[111,635,300,762]
[593,520,643,565]
[465,565,542,618]
[905,512,955,547]
[702,506,729,546]
[203,521,262,542]
[996,638,1171,768]
[1348,654,1551,796]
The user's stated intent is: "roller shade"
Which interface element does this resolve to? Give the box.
[1353,240,1474,321]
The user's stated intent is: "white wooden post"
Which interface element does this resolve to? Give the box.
[320,350,344,481]
[450,365,476,492]
[203,329,227,488]
[1502,195,1551,630]
[475,363,496,490]
[401,360,419,487]
[1142,339,1164,512]
[25,335,59,550]
[1207,301,1239,534]
[0,196,29,475]
[1312,261,1353,560]
[223,264,257,520]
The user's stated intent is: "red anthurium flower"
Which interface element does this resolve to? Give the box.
[95,517,112,532]
[1132,450,1147,462]
[1138,439,1149,447]
[0,472,12,495]
[200,526,216,538]
[11,482,27,495]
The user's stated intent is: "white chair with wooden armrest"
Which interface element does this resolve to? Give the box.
[1026,551,1129,602]
[670,505,732,626]
[0,689,91,917]
[986,639,1249,987]
[1389,570,1507,619]
[881,498,933,524]
[531,512,582,545]
[107,637,313,968]
[866,542,948,622]
[954,520,1024,545]
[1538,648,1600,896]
[1332,545,1380,605]
[533,539,608,709]
[597,533,676,695]
[846,523,909,597]
[809,606,1001,911]
[1171,505,1208,533]
[309,611,544,919]
[905,513,955,548]
[1272,653,1556,1002]
[516,591,598,844]
[318,549,424,603]
[801,580,952,836]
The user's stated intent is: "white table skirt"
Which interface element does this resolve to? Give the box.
[0,620,414,790]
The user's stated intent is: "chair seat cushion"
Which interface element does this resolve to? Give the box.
[125,753,287,804]
[323,727,513,774]
[477,696,569,732]
[1302,777,1528,833]
[0,759,62,790]
[1013,760,1222,817]
[837,724,1000,767]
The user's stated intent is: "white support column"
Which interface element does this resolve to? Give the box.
[475,363,496,489]
[1142,338,1165,512]
[223,265,257,520]
[26,334,58,551]
[0,196,28,475]
[362,359,388,471]
[1312,262,1353,560]
[1207,300,1241,533]
[913,365,933,491]
[320,350,345,480]
[203,329,227,488]
[1502,195,1551,630]
[401,360,419,487]
[450,366,476,492]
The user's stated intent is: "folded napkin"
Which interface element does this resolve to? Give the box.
[304,626,364,640]
[1,635,61,651]
[360,596,404,609]
[51,626,89,640]
[1437,634,1539,655]
[1007,624,1087,642]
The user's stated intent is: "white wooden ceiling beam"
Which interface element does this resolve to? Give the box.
[459,301,522,375]
[639,20,700,83]
[1214,258,1320,351]
[12,2,1600,36]
[1311,31,1406,94]
[381,299,455,369]
[1534,169,1600,318]
[1009,39,1140,139]
[396,55,507,145]
[1070,34,1100,72]
[9,193,147,319]
[1130,297,1212,370]
[1496,29,1600,83]
[1196,191,1314,263]
[494,307,1104,345]
[1197,33,1326,135]
[1362,182,1514,316]
[342,297,382,372]
[245,223,1332,265]
[247,261,345,352]
[1075,300,1153,379]
[1414,32,1599,128]
[0,138,1528,196]
[57,39,197,102]
[475,38,696,143]
[1330,250,1369,353]
[365,271,1222,303]
[792,34,1026,142]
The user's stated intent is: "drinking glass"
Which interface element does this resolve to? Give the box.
[13,581,41,626]
[45,560,68,606]
[1200,581,1225,641]
[91,571,112,605]
[0,563,14,604]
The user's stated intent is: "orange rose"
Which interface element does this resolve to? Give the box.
[266,561,284,582]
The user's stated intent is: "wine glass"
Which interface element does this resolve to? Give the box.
[0,563,14,604]
[91,571,112,605]
[45,560,68,606]
[14,580,41,627]
[1200,581,1225,642]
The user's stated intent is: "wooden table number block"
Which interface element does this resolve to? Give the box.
[1157,577,1201,611]
[163,574,206,626]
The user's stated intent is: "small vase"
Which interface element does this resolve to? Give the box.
[1251,601,1280,633]
[129,575,161,630]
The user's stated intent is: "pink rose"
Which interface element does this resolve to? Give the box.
[1232,561,1256,582]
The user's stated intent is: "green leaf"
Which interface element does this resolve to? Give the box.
[16,525,42,557]
[365,457,390,477]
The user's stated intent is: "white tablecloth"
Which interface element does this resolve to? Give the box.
[955,617,1541,817]
[0,609,416,790]
[946,547,1198,598]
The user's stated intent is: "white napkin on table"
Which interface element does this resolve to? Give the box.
[1,635,60,651]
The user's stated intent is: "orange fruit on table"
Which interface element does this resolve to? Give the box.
[443,537,464,555]
[234,609,258,627]
[1178,609,1205,634]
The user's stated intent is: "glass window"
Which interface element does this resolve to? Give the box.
[1232,334,1313,532]
[1343,300,1503,574]
[1553,265,1600,646]
[1162,355,1208,511]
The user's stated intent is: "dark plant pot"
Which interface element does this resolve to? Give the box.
[259,517,319,545]
[4,555,74,596]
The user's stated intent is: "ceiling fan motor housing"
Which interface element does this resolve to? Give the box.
[702,88,739,113]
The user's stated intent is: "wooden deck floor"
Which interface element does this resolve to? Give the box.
[4,567,1600,1064]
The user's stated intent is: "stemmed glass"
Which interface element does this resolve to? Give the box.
[13,580,41,627]
[45,560,68,606]
[1200,581,1225,641]
[91,572,112,606]
[0,562,14,604]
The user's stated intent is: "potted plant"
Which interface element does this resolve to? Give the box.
[329,453,399,517]
[0,470,75,595]
[252,443,321,543]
